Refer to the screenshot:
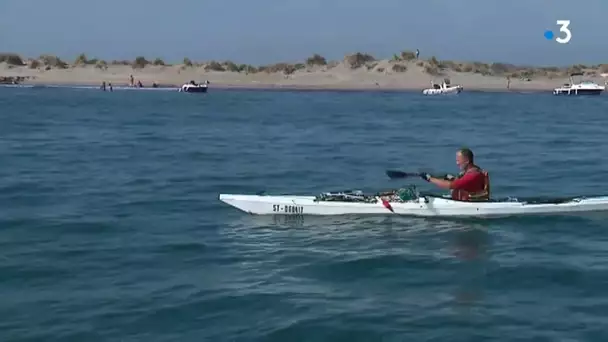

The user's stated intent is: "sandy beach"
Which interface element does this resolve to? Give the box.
[1,52,607,92]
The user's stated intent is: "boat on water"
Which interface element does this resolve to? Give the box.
[553,73,605,95]
[422,78,463,95]
[219,187,608,218]
[179,80,209,93]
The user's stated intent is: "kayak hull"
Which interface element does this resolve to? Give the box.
[218,194,608,218]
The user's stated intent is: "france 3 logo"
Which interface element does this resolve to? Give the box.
[544,20,572,44]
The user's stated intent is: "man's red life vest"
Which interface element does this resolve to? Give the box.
[450,167,490,201]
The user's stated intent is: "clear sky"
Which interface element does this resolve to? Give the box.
[0,0,605,66]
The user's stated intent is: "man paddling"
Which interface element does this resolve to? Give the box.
[420,148,490,201]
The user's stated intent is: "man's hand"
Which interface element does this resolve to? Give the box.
[419,173,431,182]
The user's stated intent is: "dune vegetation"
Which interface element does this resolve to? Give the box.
[2,51,607,81]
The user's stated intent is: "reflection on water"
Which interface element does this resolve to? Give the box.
[451,224,490,261]
[448,225,491,309]
[273,214,305,227]
[224,213,493,310]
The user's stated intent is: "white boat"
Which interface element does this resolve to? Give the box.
[219,189,608,218]
[179,80,209,93]
[422,78,463,95]
[553,73,605,95]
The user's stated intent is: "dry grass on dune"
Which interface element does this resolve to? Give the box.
[0,53,25,66]
[2,50,607,84]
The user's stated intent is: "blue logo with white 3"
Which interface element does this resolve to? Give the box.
[544,20,572,44]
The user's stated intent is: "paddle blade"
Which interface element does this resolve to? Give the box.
[386,170,418,179]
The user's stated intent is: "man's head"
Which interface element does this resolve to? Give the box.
[456,148,474,170]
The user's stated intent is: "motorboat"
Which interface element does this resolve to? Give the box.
[553,73,605,95]
[422,78,463,95]
[179,80,209,93]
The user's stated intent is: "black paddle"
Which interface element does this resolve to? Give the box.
[385,170,449,180]
[385,170,422,179]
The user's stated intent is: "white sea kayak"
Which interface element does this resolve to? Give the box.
[218,190,608,218]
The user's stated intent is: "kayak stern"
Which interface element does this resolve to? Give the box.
[219,194,315,215]
[218,193,405,215]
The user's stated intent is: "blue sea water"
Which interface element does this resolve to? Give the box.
[1,86,608,341]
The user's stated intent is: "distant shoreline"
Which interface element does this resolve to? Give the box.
[1,82,562,96]
[2,51,607,93]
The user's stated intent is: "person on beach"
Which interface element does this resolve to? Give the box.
[419,148,490,201]
[416,49,420,59]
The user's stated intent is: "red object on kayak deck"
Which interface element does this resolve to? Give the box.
[381,199,394,212]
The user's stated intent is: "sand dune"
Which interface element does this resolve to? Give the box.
[1,52,607,92]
